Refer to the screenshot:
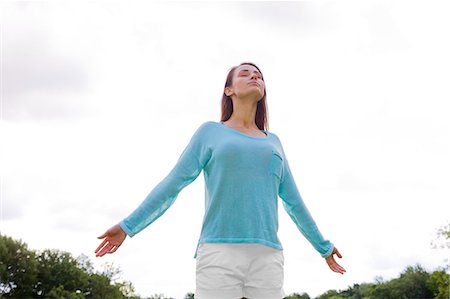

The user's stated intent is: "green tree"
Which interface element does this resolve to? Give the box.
[0,234,140,298]
[372,265,433,299]
[427,270,450,299]
[339,284,362,299]
[46,285,85,299]
[315,289,346,299]
[86,273,125,299]
[0,234,38,297]
[284,292,311,299]
[35,249,89,297]
[358,282,376,298]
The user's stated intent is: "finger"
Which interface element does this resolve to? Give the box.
[335,248,343,259]
[332,262,346,274]
[327,257,346,274]
[105,244,118,255]
[96,243,113,257]
[95,244,108,257]
[110,245,119,254]
[98,232,108,239]
[103,243,120,255]
[95,239,108,254]
[330,264,341,274]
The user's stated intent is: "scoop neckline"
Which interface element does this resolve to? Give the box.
[218,121,270,140]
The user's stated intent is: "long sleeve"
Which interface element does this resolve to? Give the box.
[278,149,334,258]
[119,123,211,237]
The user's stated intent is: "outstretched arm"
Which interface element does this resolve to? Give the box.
[275,137,343,266]
[95,122,211,255]
[278,156,334,257]
[95,223,127,257]
[119,123,211,237]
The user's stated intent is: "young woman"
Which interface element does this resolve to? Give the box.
[95,62,346,299]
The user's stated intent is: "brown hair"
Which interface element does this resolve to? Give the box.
[220,62,269,131]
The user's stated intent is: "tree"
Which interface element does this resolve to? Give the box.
[340,284,362,299]
[315,289,345,299]
[0,234,38,297]
[86,273,125,299]
[35,249,90,297]
[427,270,450,299]
[372,265,433,299]
[358,283,376,298]
[284,292,311,299]
[0,234,140,298]
[45,285,84,299]
[183,292,195,299]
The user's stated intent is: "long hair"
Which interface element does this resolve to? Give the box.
[220,62,268,131]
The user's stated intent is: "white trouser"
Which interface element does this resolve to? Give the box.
[195,243,285,299]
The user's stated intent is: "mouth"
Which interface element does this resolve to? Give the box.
[248,82,260,87]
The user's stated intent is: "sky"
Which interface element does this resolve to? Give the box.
[1,0,449,298]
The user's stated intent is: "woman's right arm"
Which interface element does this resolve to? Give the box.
[95,123,211,256]
[119,123,211,237]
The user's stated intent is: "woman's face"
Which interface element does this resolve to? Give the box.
[225,64,265,101]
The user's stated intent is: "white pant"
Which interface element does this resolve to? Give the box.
[195,243,285,299]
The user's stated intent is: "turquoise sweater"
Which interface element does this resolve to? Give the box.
[119,121,334,258]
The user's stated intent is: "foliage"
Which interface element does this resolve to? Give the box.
[0,233,139,298]
[312,264,449,299]
[35,249,90,297]
[427,270,450,299]
[0,234,38,297]
[315,289,343,299]
[370,265,433,299]
[2,233,449,299]
[284,292,311,299]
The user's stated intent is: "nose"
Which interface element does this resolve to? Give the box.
[250,72,259,80]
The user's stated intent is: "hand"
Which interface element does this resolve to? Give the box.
[325,247,346,274]
[95,223,127,257]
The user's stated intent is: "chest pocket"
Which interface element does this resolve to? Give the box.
[270,151,284,181]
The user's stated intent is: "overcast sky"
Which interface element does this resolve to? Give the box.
[1,1,449,298]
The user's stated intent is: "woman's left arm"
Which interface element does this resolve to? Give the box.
[276,139,345,273]
[278,153,333,257]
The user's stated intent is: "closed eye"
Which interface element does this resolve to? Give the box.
[239,70,262,79]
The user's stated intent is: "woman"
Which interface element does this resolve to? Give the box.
[95,62,346,299]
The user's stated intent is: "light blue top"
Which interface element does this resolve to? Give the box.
[119,121,334,258]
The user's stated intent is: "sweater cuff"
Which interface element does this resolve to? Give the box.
[321,244,334,258]
[119,220,135,237]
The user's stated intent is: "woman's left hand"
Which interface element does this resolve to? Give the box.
[325,247,346,274]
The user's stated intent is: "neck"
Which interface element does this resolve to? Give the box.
[227,96,258,129]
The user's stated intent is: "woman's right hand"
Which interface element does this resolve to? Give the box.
[95,223,127,257]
